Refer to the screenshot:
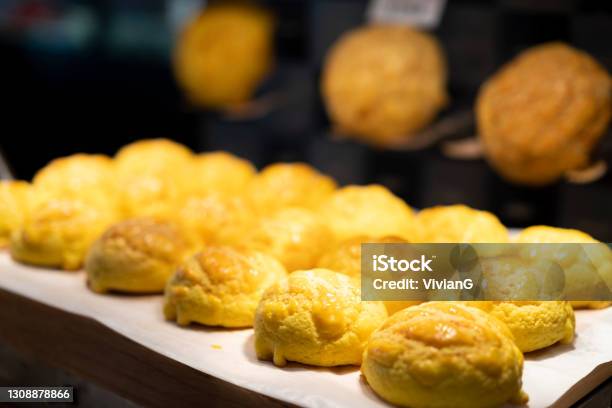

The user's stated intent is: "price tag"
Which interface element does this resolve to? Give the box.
[367,0,446,29]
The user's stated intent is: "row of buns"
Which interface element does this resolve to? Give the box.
[1,138,610,408]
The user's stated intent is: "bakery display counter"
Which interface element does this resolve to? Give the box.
[1,252,610,408]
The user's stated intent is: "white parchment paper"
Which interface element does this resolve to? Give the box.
[0,252,610,408]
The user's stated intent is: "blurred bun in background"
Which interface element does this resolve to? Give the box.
[174,2,274,109]
[114,139,194,219]
[32,154,117,209]
[321,25,447,147]
[477,42,611,186]
[320,184,416,242]
[0,181,30,248]
[246,162,337,215]
[192,151,256,196]
[416,204,509,243]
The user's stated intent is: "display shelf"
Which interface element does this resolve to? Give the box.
[0,253,610,408]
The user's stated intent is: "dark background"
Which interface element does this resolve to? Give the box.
[1,0,611,239]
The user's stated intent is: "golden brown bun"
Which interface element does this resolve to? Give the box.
[254,269,387,366]
[246,162,337,214]
[477,43,611,185]
[85,218,195,293]
[362,302,526,408]
[466,301,575,352]
[515,226,612,301]
[243,207,333,272]
[174,4,274,108]
[191,151,256,195]
[10,196,118,270]
[115,138,193,175]
[316,235,421,315]
[322,25,447,146]
[176,193,255,247]
[515,225,597,243]
[317,235,406,278]
[32,154,117,208]
[319,184,416,242]
[114,139,194,218]
[416,204,508,243]
[383,300,423,316]
[164,245,286,328]
[0,181,30,248]
[570,301,611,309]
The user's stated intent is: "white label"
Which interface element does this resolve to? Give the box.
[367,0,446,29]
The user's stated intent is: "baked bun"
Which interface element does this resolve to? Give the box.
[10,196,117,270]
[317,235,406,278]
[85,218,194,293]
[32,154,116,207]
[174,3,274,108]
[362,302,526,408]
[243,207,333,272]
[383,300,423,316]
[114,139,194,218]
[515,226,612,301]
[320,185,416,242]
[416,204,508,243]
[322,25,447,146]
[315,235,420,315]
[247,163,336,214]
[192,152,256,195]
[164,245,286,328]
[466,301,575,352]
[254,268,387,367]
[515,225,597,244]
[177,193,255,247]
[477,43,611,185]
[570,301,611,309]
[0,181,30,248]
[115,138,193,175]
